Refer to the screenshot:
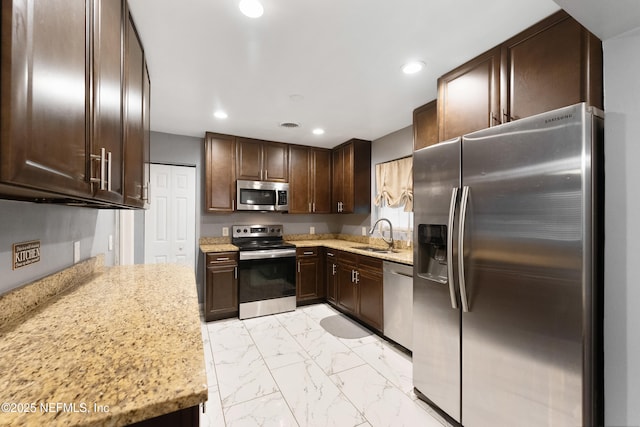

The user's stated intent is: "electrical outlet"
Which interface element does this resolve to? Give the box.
[73,241,80,264]
[222,227,229,237]
[362,226,367,236]
[310,226,315,235]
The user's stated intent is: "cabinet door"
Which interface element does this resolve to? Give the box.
[142,60,151,207]
[90,0,124,203]
[312,148,332,213]
[263,141,288,182]
[236,138,263,181]
[413,100,438,151]
[337,262,358,315]
[502,11,603,121]
[205,252,238,321]
[341,143,355,213]
[325,250,338,303]
[1,0,91,197]
[288,145,310,213]
[331,148,344,213]
[205,133,235,212]
[123,12,145,207]
[438,47,501,142]
[357,265,384,332]
[297,249,323,303]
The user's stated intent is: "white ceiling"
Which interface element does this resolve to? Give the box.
[128,0,564,148]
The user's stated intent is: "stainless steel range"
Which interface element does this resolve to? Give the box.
[232,224,297,319]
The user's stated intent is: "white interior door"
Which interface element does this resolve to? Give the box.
[144,164,196,270]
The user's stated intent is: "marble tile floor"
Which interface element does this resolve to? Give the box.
[199,303,453,427]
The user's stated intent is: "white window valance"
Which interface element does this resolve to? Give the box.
[374,156,413,212]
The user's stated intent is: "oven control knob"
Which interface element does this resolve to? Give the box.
[276,228,281,232]
[243,228,248,233]
[270,228,274,232]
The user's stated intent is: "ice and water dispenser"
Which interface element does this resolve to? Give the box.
[417,224,449,284]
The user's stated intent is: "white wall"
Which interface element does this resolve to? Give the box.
[603,26,640,426]
[0,200,116,294]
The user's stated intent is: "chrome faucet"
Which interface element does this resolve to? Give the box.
[369,218,394,250]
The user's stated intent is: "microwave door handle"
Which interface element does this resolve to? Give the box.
[447,187,459,309]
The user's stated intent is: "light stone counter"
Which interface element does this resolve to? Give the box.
[198,234,413,265]
[288,239,413,266]
[0,262,207,427]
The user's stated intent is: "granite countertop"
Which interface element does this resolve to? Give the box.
[199,236,413,266]
[0,263,207,427]
[289,239,413,266]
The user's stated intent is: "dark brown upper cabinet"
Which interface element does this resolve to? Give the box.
[0,0,92,199]
[122,10,147,208]
[288,145,331,214]
[0,0,150,208]
[438,47,501,142]
[436,10,602,143]
[204,133,236,212]
[413,100,438,151]
[500,10,603,122]
[332,139,371,214]
[236,138,288,182]
[91,0,124,204]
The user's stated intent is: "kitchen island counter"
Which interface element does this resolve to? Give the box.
[0,262,207,427]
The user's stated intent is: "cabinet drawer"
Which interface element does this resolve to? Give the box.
[358,254,383,272]
[206,252,238,265]
[297,247,319,257]
[337,250,358,265]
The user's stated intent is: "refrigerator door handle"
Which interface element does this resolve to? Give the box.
[447,187,459,309]
[458,186,470,312]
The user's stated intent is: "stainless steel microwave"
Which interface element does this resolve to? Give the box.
[236,180,289,212]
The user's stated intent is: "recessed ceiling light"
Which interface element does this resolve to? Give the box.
[312,128,325,135]
[239,0,264,18]
[402,61,426,75]
[214,110,228,119]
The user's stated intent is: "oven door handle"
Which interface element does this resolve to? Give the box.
[239,248,297,261]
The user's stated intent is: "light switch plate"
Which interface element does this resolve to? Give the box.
[310,226,315,235]
[362,226,367,236]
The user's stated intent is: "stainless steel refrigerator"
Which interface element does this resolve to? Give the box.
[412,103,603,426]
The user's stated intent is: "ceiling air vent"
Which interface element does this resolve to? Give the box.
[279,122,300,129]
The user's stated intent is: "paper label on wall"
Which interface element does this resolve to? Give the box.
[13,240,41,270]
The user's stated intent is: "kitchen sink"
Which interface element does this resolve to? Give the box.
[354,246,398,254]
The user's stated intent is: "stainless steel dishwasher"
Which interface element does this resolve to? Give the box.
[383,261,413,351]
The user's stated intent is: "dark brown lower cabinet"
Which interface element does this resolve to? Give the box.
[325,249,338,304]
[204,252,238,321]
[128,405,199,427]
[296,247,325,305]
[333,250,383,332]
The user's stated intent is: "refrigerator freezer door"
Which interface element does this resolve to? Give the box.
[413,138,462,422]
[460,103,593,426]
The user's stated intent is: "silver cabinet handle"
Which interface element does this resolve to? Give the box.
[217,257,229,261]
[303,251,314,255]
[265,170,268,180]
[447,187,459,309]
[351,269,356,283]
[332,263,336,275]
[312,202,316,212]
[107,151,112,192]
[458,186,470,312]
[232,200,235,211]
[298,261,301,273]
[99,147,106,190]
[355,270,360,284]
[234,266,237,279]
[309,202,312,212]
